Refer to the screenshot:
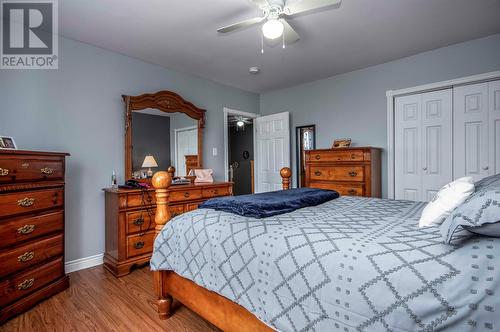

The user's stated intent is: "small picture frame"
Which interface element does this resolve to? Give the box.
[0,136,17,150]
[332,138,351,148]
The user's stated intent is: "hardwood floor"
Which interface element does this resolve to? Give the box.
[1,266,219,332]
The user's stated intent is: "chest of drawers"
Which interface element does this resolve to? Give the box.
[103,182,233,277]
[0,150,69,323]
[305,147,381,197]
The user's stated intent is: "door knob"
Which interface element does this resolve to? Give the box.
[422,167,427,171]
[483,166,489,170]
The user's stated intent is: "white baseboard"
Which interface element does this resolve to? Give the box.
[65,253,104,274]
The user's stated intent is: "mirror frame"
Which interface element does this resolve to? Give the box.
[123,90,206,180]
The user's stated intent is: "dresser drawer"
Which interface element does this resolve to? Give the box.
[126,231,155,259]
[309,166,364,182]
[125,210,155,234]
[170,189,202,202]
[126,191,155,209]
[0,257,64,307]
[0,233,63,278]
[0,158,63,183]
[169,204,185,218]
[308,150,365,162]
[0,188,63,218]
[0,211,63,249]
[185,202,200,212]
[202,186,230,198]
[308,182,364,196]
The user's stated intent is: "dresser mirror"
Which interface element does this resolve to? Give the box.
[123,91,206,180]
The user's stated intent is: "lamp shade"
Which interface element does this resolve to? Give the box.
[142,155,158,168]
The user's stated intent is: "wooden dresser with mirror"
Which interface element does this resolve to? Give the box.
[103,90,233,277]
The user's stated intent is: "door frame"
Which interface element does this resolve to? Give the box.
[386,70,500,199]
[223,107,259,183]
[174,125,198,174]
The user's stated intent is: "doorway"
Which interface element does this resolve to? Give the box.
[223,108,258,196]
[174,126,198,176]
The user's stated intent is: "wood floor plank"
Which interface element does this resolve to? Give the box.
[1,266,219,332]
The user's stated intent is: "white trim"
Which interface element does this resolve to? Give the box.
[223,107,259,182]
[65,253,103,274]
[173,125,198,174]
[386,70,500,199]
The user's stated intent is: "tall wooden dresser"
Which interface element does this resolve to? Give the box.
[103,182,233,277]
[305,147,381,197]
[0,150,69,323]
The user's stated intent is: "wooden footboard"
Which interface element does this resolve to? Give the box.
[151,167,291,330]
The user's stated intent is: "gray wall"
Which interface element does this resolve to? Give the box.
[131,113,170,172]
[229,124,254,195]
[260,34,500,197]
[0,36,259,262]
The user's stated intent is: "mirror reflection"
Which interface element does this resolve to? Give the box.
[131,109,198,179]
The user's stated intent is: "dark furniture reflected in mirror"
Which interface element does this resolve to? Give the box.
[123,91,206,180]
[296,125,316,187]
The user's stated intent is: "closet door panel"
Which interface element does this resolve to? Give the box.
[453,83,489,181]
[489,80,500,175]
[421,90,453,201]
[395,95,421,200]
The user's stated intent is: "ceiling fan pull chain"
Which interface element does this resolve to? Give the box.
[261,33,264,54]
[282,29,286,49]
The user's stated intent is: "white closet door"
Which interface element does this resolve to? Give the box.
[489,80,500,175]
[453,83,490,181]
[395,89,452,201]
[395,94,421,201]
[421,90,453,201]
[255,112,290,193]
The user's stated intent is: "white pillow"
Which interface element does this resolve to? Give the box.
[419,177,475,228]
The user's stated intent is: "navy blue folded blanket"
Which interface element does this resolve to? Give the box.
[199,187,339,218]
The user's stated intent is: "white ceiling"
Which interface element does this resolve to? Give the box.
[59,0,500,93]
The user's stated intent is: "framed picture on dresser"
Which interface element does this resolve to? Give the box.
[0,136,17,150]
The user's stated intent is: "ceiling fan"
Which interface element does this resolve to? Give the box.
[217,0,342,46]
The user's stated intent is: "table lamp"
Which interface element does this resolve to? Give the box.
[142,155,158,178]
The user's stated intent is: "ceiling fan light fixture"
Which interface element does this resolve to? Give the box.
[237,120,245,127]
[262,19,284,40]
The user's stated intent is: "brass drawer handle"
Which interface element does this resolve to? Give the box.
[133,218,144,226]
[315,155,321,160]
[348,189,357,195]
[172,212,179,217]
[18,251,35,262]
[18,198,35,207]
[348,171,358,177]
[314,171,322,176]
[184,192,190,198]
[40,167,54,175]
[134,241,145,249]
[0,168,9,176]
[351,154,357,159]
[17,278,34,290]
[17,224,36,234]
[214,190,219,195]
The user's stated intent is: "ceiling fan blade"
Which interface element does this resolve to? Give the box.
[248,0,271,10]
[284,0,342,16]
[217,17,265,33]
[281,19,299,44]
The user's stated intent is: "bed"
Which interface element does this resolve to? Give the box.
[149,168,500,331]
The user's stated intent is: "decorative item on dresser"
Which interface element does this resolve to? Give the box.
[184,155,198,176]
[103,181,233,277]
[0,150,69,323]
[305,147,381,197]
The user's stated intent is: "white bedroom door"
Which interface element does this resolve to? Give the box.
[255,112,290,193]
[175,127,198,176]
[453,82,490,181]
[395,89,452,201]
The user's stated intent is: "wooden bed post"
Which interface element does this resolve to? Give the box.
[280,167,292,190]
[152,171,173,319]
